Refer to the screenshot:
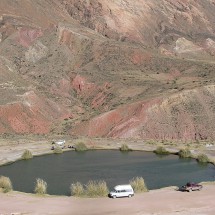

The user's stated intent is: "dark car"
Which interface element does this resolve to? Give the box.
[180,182,203,192]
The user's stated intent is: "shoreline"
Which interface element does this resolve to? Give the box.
[1,136,215,167]
[1,184,215,215]
[0,136,215,196]
[1,136,215,214]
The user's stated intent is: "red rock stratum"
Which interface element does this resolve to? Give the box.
[0,0,215,141]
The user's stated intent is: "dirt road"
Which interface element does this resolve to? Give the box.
[0,184,214,215]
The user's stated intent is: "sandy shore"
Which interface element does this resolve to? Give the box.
[1,136,215,166]
[0,184,215,215]
[0,136,215,215]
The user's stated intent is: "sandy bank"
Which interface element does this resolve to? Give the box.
[0,184,215,215]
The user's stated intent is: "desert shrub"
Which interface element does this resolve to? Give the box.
[53,146,63,154]
[0,176,13,193]
[154,146,170,155]
[178,148,192,158]
[34,178,47,195]
[22,149,33,160]
[70,182,84,197]
[146,140,156,145]
[71,180,109,197]
[85,180,109,197]
[197,154,210,163]
[120,144,132,152]
[129,177,148,193]
[75,142,88,152]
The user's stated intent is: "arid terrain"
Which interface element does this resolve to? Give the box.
[1,1,215,214]
[0,0,215,141]
[1,184,215,215]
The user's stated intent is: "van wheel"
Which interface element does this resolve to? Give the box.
[113,195,116,199]
[128,194,132,198]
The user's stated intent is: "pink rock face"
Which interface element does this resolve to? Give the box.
[72,86,215,141]
[0,91,72,134]
[71,99,161,138]
[71,75,96,96]
[17,28,43,47]
[71,74,111,110]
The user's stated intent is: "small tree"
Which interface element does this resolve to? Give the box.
[34,178,47,195]
[22,149,33,160]
[197,154,209,163]
[75,142,88,152]
[120,144,132,152]
[130,177,148,193]
[53,147,63,154]
[178,148,192,158]
[154,146,170,155]
[0,176,13,193]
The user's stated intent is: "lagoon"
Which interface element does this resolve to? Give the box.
[0,150,214,195]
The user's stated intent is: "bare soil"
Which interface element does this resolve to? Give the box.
[0,184,215,215]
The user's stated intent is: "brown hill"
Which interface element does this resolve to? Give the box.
[0,0,215,141]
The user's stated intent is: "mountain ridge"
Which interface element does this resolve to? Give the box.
[0,0,215,141]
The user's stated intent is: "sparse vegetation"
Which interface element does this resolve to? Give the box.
[154,146,170,155]
[75,142,88,152]
[53,146,63,154]
[197,154,210,163]
[85,180,109,197]
[120,144,132,152]
[130,177,148,193]
[34,178,47,195]
[146,140,156,145]
[70,180,109,197]
[0,176,13,193]
[178,148,192,158]
[22,149,33,160]
[70,182,84,196]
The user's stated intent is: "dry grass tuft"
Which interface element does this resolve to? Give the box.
[130,177,148,193]
[34,178,47,195]
[0,176,13,193]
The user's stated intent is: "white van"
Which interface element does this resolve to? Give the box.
[109,184,134,198]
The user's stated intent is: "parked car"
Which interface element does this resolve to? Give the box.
[109,184,134,198]
[180,182,203,192]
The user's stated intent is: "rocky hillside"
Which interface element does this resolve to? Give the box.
[0,0,215,141]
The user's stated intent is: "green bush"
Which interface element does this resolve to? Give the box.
[0,176,13,193]
[70,182,84,197]
[22,149,33,160]
[178,148,192,158]
[75,142,88,152]
[129,177,148,193]
[85,180,109,197]
[53,146,63,154]
[197,154,210,163]
[34,178,47,195]
[120,144,132,152]
[154,146,170,155]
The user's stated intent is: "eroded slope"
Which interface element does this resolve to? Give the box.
[0,0,215,141]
